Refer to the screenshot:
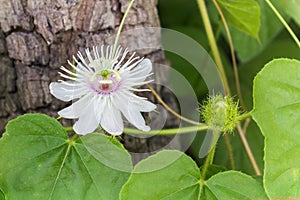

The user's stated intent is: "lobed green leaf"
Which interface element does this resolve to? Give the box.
[0,114,132,200]
[252,58,300,198]
[120,150,267,200]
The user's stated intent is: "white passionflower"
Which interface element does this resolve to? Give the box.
[49,45,156,135]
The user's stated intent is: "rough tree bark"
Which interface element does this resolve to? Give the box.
[0,0,179,163]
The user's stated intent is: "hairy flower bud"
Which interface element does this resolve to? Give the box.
[201,95,240,132]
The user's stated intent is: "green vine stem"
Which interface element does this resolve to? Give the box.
[64,126,74,133]
[112,0,135,56]
[63,125,209,135]
[201,131,218,179]
[201,149,214,179]
[212,0,247,111]
[70,133,79,141]
[236,112,252,121]
[124,125,208,135]
[224,134,235,169]
[197,0,262,175]
[265,0,300,48]
[197,0,231,95]
[236,123,262,175]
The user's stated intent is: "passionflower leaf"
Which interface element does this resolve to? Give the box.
[252,58,300,198]
[0,114,132,200]
[120,150,267,200]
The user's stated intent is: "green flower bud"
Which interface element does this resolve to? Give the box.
[200,95,240,132]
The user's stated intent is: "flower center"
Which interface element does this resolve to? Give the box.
[90,70,121,95]
[99,80,113,91]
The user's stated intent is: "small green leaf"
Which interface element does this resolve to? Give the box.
[120,150,266,200]
[252,59,300,198]
[228,0,289,63]
[216,0,260,39]
[0,114,132,200]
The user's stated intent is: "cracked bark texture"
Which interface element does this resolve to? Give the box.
[0,0,180,163]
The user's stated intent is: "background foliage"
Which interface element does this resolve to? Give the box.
[157,0,300,175]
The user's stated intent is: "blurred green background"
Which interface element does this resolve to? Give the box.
[157,0,300,175]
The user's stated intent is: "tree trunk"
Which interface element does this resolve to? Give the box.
[0,0,179,163]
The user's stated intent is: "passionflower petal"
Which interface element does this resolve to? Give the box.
[50,45,156,135]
